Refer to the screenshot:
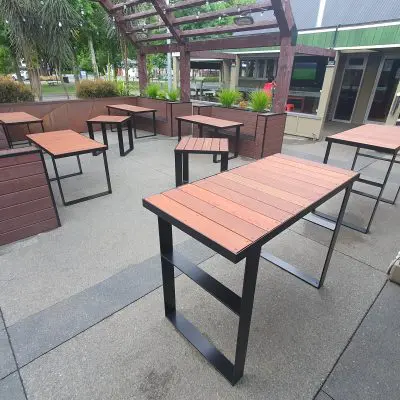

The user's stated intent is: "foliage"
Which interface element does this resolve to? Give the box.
[0,77,34,103]
[217,89,241,108]
[167,88,180,102]
[249,90,272,112]
[145,83,163,99]
[76,79,118,98]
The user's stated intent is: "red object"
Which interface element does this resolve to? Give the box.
[264,82,274,95]
[286,104,295,112]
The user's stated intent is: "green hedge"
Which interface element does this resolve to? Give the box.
[76,80,119,99]
[0,77,34,103]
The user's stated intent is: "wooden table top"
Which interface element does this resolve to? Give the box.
[326,124,400,152]
[107,104,156,113]
[27,130,106,157]
[87,115,130,123]
[0,112,42,124]
[144,153,359,262]
[175,137,229,153]
[176,114,244,129]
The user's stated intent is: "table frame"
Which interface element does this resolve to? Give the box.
[144,174,356,384]
[317,138,399,234]
[176,117,243,161]
[27,135,112,207]
[107,105,157,139]
[174,144,229,187]
[87,118,134,157]
[1,118,44,148]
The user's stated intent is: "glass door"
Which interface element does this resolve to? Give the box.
[367,58,400,123]
[334,56,367,122]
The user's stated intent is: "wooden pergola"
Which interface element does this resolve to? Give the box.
[98,0,334,113]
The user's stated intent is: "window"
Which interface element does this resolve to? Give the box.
[240,60,255,78]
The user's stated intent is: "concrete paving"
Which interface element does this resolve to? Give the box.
[0,130,399,399]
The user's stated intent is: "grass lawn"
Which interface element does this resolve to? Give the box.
[41,83,76,96]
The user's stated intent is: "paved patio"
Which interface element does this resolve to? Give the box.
[1,129,399,400]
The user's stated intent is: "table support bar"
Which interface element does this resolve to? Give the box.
[262,185,352,289]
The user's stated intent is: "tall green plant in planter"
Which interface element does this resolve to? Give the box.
[217,89,241,108]
[145,83,161,99]
[249,90,272,113]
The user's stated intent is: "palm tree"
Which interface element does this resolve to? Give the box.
[0,0,80,101]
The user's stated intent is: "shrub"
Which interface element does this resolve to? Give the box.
[0,77,34,103]
[166,88,179,102]
[145,83,162,99]
[76,79,119,99]
[217,89,241,108]
[249,90,272,113]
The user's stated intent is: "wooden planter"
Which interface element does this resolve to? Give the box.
[193,105,286,159]
[0,96,192,148]
[0,148,60,246]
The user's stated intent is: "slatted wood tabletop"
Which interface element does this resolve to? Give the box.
[175,137,229,154]
[0,112,42,124]
[27,130,106,157]
[107,104,156,114]
[326,124,400,153]
[176,114,243,129]
[87,115,131,123]
[144,153,359,261]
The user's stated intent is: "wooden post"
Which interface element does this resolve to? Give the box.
[274,36,295,113]
[179,47,191,102]
[138,52,148,95]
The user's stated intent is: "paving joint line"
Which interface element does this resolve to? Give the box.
[312,279,388,400]
[321,389,335,400]
[15,251,217,370]
[0,307,29,400]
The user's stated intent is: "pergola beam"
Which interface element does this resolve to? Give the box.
[111,0,148,12]
[181,20,278,38]
[270,0,294,36]
[295,44,336,58]
[173,1,273,26]
[119,8,158,22]
[135,32,173,42]
[149,0,183,44]
[167,0,221,12]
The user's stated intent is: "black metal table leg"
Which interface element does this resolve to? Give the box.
[262,183,353,288]
[178,119,182,142]
[117,123,124,156]
[127,119,134,151]
[175,151,183,187]
[213,127,219,163]
[156,216,263,385]
[101,123,109,147]
[220,152,228,172]
[50,151,112,206]
[183,153,189,184]
[40,121,45,133]
[49,154,83,182]
[132,114,138,139]
[87,122,94,140]
[232,246,261,383]
[323,141,332,164]
[152,111,156,136]
[2,124,13,149]
[234,125,240,158]
[199,124,203,138]
[351,147,360,170]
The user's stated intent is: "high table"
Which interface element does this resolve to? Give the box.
[106,104,157,139]
[176,114,243,160]
[27,130,111,206]
[143,153,358,384]
[322,124,400,233]
[0,112,44,148]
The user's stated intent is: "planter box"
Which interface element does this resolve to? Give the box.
[193,105,286,159]
[0,96,192,148]
[0,147,60,246]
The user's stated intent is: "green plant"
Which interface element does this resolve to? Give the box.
[76,79,119,98]
[145,83,161,99]
[217,89,241,108]
[249,90,272,113]
[166,88,179,102]
[0,77,34,103]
